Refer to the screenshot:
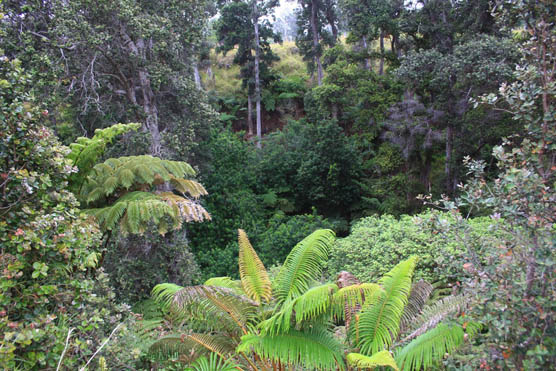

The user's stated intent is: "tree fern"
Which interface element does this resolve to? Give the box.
[331,283,383,322]
[274,229,336,304]
[399,280,434,333]
[204,277,244,295]
[150,333,237,362]
[355,257,417,354]
[237,328,345,370]
[238,229,272,304]
[395,323,465,370]
[346,351,399,370]
[260,283,338,335]
[80,155,210,234]
[186,353,242,371]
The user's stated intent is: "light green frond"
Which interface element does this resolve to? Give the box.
[355,257,417,355]
[395,323,464,371]
[260,283,338,335]
[400,295,467,342]
[186,353,242,371]
[238,229,272,304]
[237,328,345,370]
[347,351,399,370]
[274,229,336,304]
[332,283,383,320]
[170,177,208,198]
[150,333,236,362]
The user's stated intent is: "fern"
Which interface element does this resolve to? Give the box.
[331,283,383,321]
[274,229,336,304]
[67,123,141,191]
[238,229,272,304]
[346,351,399,370]
[355,257,417,354]
[399,280,434,333]
[204,277,244,295]
[260,283,338,335]
[237,328,345,370]
[150,333,237,362]
[400,295,467,343]
[395,323,464,370]
[186,353,242,371]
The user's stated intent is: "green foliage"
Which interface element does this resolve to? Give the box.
[346,351,399,370]
[238,229,272,304]
[257,119,361,216]
[0,55,130,369]
[327,212,500,285]
[79,154,210,235]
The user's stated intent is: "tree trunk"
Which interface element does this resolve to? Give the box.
[247,94,253,136]
[253,0,262,148]
[379,30,385,75]
[310,0,323,85]
[445,124,454,195]
[362,35,371,71]
[193,61,202,90]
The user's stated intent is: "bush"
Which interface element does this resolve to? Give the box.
[0,56,128,369]
[103,230,201,304]
[327,211,501,285]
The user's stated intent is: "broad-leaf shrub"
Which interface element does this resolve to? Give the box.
[327,212,502,284]
[0,57,127,368]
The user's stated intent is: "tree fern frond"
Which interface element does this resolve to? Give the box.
[170,177,208,198]
[237,328,345,370]
[400,281,433,333]
[346,351,399,370]
[204,277,244,295]
[238,229,272,304]
[149,333,236,362]
[332,283,383,321]
[355,257,417,355]
[186,353,242,371]
[395,323,464,371]
[260,283,338,335]
[400,295,467,343]
[274,229,336,304]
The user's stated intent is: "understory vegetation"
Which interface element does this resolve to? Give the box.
[0,0,554,369]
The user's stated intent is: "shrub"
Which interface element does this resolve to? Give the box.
[327,211,501,285]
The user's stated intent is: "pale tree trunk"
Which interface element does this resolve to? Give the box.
[193,61,202,90]
[362,35,371,71]
[445,123,454,195]
[379,30,385,75]
[247,94,253,136]
[253,0,262,148]
[310,0,323,85]
[120,26,161,156]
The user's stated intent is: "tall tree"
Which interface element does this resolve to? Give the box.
[49,0,216,157]
[295,0,338,85]
[216,0,281,145]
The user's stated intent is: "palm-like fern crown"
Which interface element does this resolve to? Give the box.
[151,230,474,371]
[80,155,210,235]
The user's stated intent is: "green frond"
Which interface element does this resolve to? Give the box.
[186,353,242,371]
[400,280,434,333]
[355,257,417,355]
[260,283,338,335]
[204,277,244,295]
[170,177,208,198]
[238,229,272,304]
[346,351,399,370]
[274,229,336,304]
[332,283,383,321]
[237,328,345,370]
[395,323,464,371]
[152,284,258,333]
[400,295,467,342]
[150,333,237,362]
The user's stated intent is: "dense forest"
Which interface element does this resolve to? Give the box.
[0,0,554,369]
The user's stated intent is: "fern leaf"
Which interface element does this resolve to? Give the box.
[186,353,242,371]
[346,351,399,370]
[150,333,236,362]
[274,229,336,304]
[260,283,338,335]
[400,295,467,342]
[400,280,433,333]
[238,229,272,304]
[395,323,464,371]
[204,277,244,295]
[332,283,383,321]
[237,328,345,370]
[355,257,417,355]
